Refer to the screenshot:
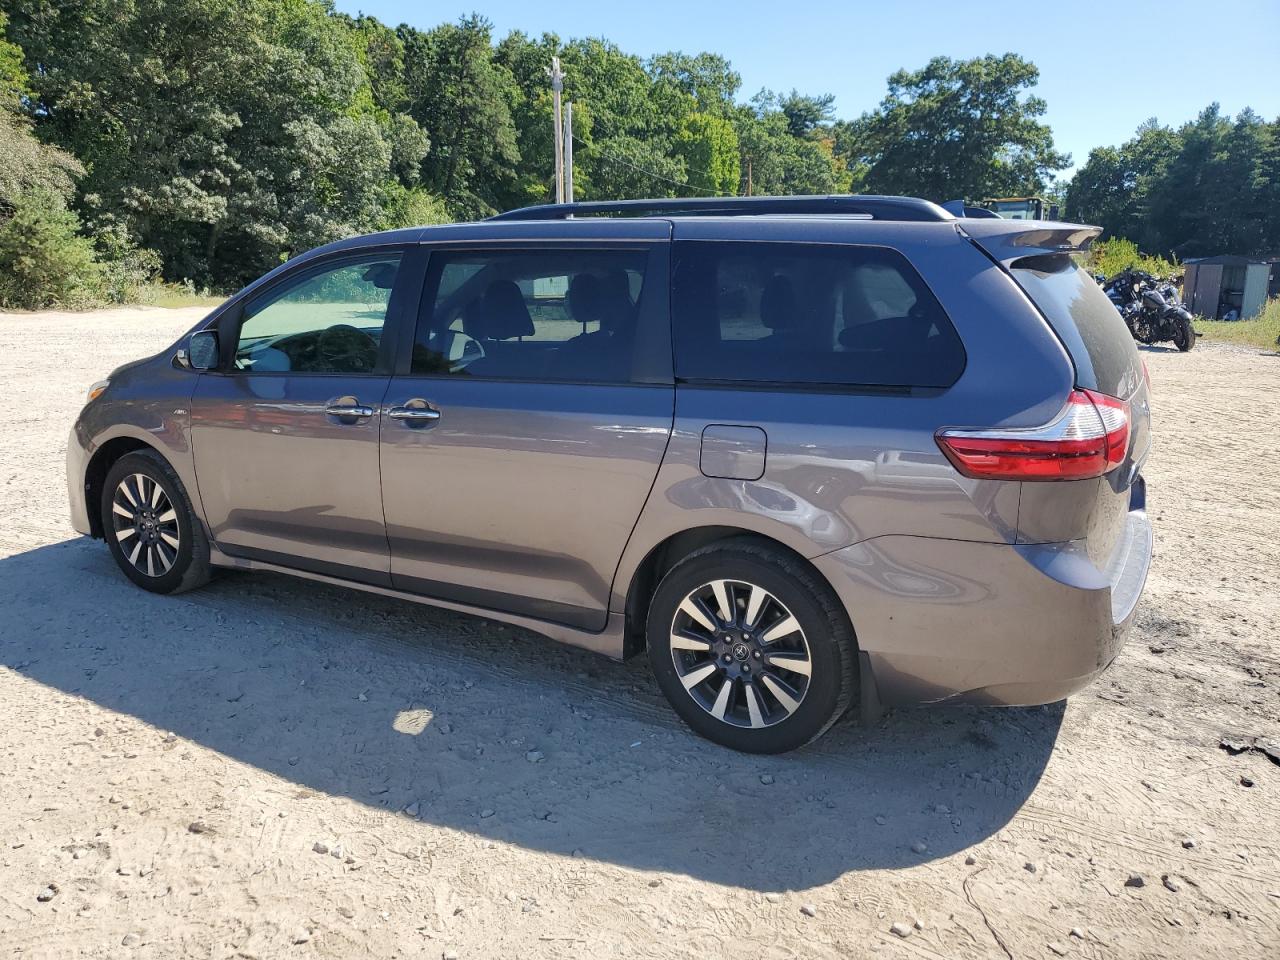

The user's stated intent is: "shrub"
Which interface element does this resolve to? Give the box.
[1083,237,1179,280]
[91,222,163,304]
[0,190,99,309]
[380,186,451,230]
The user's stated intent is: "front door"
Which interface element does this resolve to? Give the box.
[379,244,674,629]
[190,250,410,585]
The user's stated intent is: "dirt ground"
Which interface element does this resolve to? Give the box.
[1,307,1277,960]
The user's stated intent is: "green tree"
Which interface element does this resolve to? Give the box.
[1065,119,1180,248]
[402,15,520,218]
[647,51,740,116]
[674,112,740,196]
[4,0,420,286]
[0,189,99,308]
[772,90,836,139]
[734,104,850,196]
[844,54,1068,201]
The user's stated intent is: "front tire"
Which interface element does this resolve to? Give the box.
[647,539,857,753]
[101,450,211,594]
[1173,315,1196,352]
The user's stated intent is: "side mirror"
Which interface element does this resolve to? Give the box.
[188,330,220,371]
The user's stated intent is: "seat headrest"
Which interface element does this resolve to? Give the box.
[598,270,637,334]
[468,280,534,340]
[760,275,797,331]
[568,273,603,325]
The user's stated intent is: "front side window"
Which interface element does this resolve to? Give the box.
[411,249,648,383]
[235,255,401,374]
[671,241,965,389]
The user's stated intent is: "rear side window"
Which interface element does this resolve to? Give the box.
[1010,255,1142,398]
[412,248,648,383]
[671,241,965,389]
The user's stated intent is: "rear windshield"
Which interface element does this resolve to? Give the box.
[1011,255,1142,398]
[670,241,965,389]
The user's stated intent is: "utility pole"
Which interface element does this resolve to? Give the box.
[547,56,565,204]
[746,155,753,197]
[563,100,575,203]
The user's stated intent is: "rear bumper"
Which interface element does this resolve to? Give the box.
[813,508,1152,708]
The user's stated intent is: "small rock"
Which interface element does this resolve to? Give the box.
[292,928,311,944]
[403,802,420,818]
[357,691,368,702]
[36,884,58,903]
[187,821,210,835]
[1048,942,1069,956]
[571,848,584,858]
[337,906,355,919]
[910,841,928,854]
[1024,862,1037,874]
[1162,874,1180,893]
[764,892,781,904]
[1069,927,1085,939]
[121,933,141,947]
[800,903,817,917]
[330,844,344,859]
[525,750,545,763]
[759,774,774,785]
[1240,776,1255,788]
[912,918,923,930]
[1124,873,1145,888]
[443,952,460,960]
[479,808,495,819]
[94,728,106,737]
[1181,838,1196,850]
[889,921,912,938]
[935,804,951,815]
[874,816,886,825]
[312,841,329,855]
[965,854,977,865]
[647,879,662,888]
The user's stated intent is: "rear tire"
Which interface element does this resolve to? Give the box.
[101,450,211,594]
[646,538,857,753]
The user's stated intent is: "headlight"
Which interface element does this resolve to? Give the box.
[86,379,110,402]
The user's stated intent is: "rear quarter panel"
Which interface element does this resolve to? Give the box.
[610,221,1077,613]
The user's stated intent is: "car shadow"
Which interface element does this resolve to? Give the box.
[2,538,1063,891]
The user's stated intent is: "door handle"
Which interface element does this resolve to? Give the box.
[388,402,441,424]
[325,401,375,419]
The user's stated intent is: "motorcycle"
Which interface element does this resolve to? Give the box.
[1104,269,1197,352]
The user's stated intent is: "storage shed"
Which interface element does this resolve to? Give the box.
[1183,255,1277,320]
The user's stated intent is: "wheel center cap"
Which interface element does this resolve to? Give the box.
[732,642,750,662]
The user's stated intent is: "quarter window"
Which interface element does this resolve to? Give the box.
[412,249,648,382]
[670,241,965,389]
[235,255,401,374]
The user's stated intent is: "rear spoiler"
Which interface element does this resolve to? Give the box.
[958,219,1102,264]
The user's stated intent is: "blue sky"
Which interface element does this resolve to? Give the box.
[334,0,1280,181]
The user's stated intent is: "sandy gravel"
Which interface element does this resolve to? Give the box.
[1,307,1277,959]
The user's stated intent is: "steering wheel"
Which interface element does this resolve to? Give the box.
[315,324,379,372]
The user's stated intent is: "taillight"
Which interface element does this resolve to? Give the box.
[936,389,1130,481]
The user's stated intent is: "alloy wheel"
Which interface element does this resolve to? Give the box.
[669,579,812,729]
[111,473,181,578]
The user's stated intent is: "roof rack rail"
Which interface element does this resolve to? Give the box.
[489,195,954,223]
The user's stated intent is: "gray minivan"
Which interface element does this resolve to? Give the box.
[67,196,1152,753]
